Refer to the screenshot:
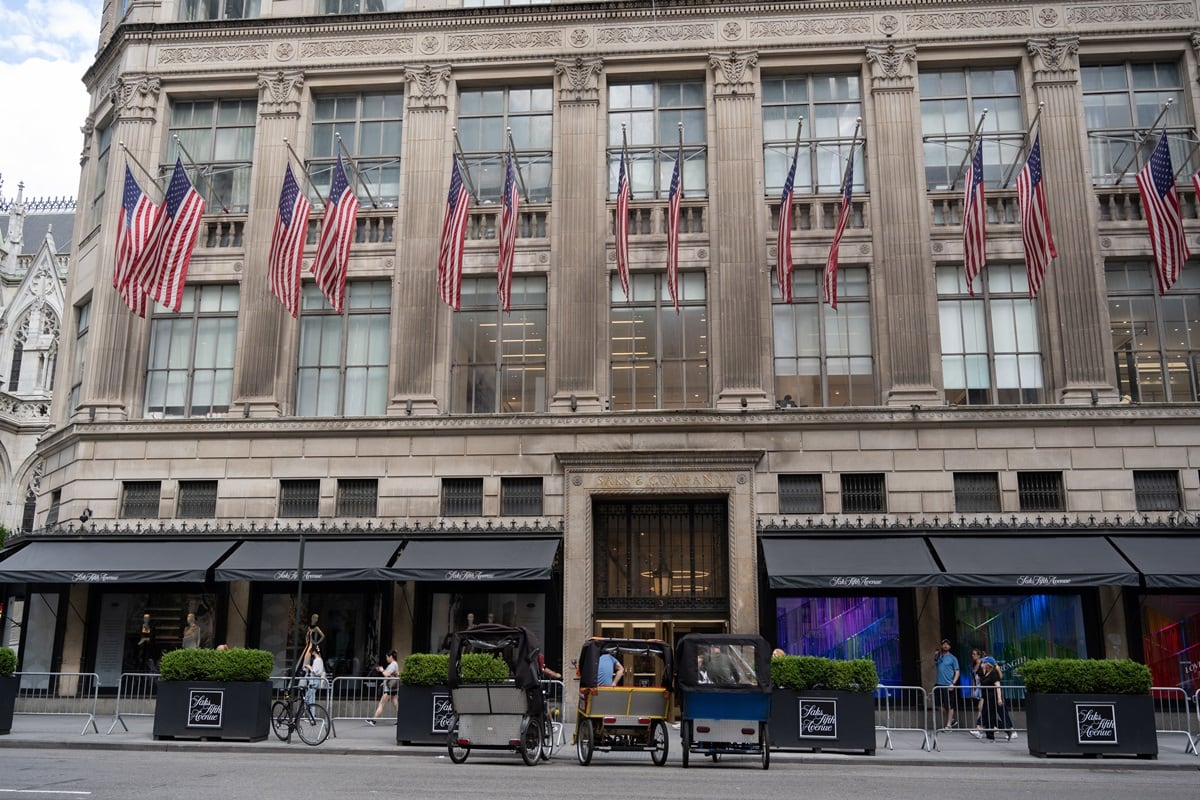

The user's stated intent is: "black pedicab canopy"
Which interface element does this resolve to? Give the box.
[447,623,544,693]
[576,637,674,691]
[675,633,772,692]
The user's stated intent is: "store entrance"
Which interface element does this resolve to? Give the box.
[595,620,727,650]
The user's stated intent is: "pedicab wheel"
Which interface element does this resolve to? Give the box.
[760,722,770,770]
[521,719,543,766]
[539,714,554,761]
[296,703,331,746]
[708,752,721,762]
[447,719,470,764]
[650,719,669,766]
[270,700,290,741]
[680,721,690,769]
[575,719,595,766]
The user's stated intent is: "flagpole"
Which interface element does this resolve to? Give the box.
[451,128,480,202]
[335,134,380,210]
[677,121,685,194]
[1000,103,1045,189]
[118,143,165,201]
[171,135,231,213]
[838,118,862,196]
[1113,98,1173,185]
[282,138,328,201]
[949,109,989,192]
[505,127,531,203]
[1172,127,1200,181]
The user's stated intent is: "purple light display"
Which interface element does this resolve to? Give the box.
[775,596,901,685]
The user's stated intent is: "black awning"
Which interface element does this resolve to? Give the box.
[383,538,560,582]
[0,539,237,584]
[212,539,401,582]
[1110,536,1200,589]
[760,536,944,589]
[928,536,1139,588]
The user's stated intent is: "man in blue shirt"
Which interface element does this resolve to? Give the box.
[597,651,624,686]
[933,638,960,729]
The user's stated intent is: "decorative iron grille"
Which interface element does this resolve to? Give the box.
[279,479,320,518]
[1133,470,1181,511]
[120,481,162,519]
[177,480,217,519]
[953,472,1000,513]
[841,473,886,513]
[336,478,378,517]
[442,478,483,517]
[778,474,823,514]
[1017,471,1064,512]
[501,477,543,516]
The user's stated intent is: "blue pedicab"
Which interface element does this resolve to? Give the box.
[446,624,552,766]
[675,633,773,769]
[574,637,674,766]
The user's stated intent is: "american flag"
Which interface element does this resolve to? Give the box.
[310,154,359,314]
[961,142,987,296]
[615,145,631,300]
[1016,134,1057,299]
[498,150,519,312]
[665,144,682,312]
[1136,130,1190,294]
[777,145,799,304]
[114,165,160,317]
[136,158,206,313]
[268,164,312,318]
[437,157,471,310]
[824,145,857,309]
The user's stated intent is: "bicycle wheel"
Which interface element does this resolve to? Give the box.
[447,718,470,764]
[760,721,770,770]
[296,702,331,746]
[680,720,690,768]
[520,718,542,766]
[539,709,555,761]
[271,700,291,742]
[650,719,669,766]
[575,718,594,766]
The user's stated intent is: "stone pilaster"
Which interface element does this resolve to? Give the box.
[390,64,451,416]
[232,70,306,418]
[865,44,942,406]
[709,51,770,410]
[549,57,605,414]
[1028,36,1118,404]
[78,74,160,422]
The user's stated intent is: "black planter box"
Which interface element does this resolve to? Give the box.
[395,684,453,746]
[1025,693,1157,759]
[0,676,17,735]
[152,681,272,742]
[770,688,876,755]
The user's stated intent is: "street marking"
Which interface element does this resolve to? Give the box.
[0,791,92,796]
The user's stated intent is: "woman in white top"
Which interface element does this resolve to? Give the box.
[303,648,326,706]
[368,650,400,726]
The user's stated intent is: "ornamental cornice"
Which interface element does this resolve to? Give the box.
[866,42,917,86]
[111,75,161,122]
[1027,35,1080,77]
[597,23,715,45]
[405,64,452,109]
[709,50,758,96]
[906,8,1031,32]
[555,57,603,104]
[1065,2,1192,25]
[448,29,562,52]
[749,15,872,39]
[299,37,413,59]
[159,43,269,64]
[558,450,765,472]
[257,70,305,115]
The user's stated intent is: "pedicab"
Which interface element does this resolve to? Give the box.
[675,633,772,769]
[445,623,553,766]
[574,637,673,766]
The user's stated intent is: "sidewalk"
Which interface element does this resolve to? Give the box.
[2,715,1198,770]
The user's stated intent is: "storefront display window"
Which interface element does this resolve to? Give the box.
[20,592,59,690]
[1139,594,1200,692]
[953,594,1087,679]
[257,590,379,679]
[775,596,901,685]
[428,591,546,654]
[91,592,216,686]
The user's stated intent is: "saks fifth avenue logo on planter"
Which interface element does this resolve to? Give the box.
[1075,702,1118,745]
[828,576,884,587]
[273,569,325,581]
[187,689,224,729]
[1016,575,1073,586]
[445,570,496,581]
[71,572,119,583]
[432,694,454,734]
[797,698,838,739]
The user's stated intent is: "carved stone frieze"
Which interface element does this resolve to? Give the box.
[1066,3,1192,24]
[1028,36,1080,78]
[111,75,161,122]
[866,43,917,87]
[258,71,305,115]
[555,57,603,104]
[447,30,561,52]
[160,44,268,64]
[906,9,1031,31]
[405,64,452,110]
[749,17,870,39]
[709,51,758,97]
[300,38,413,59]
[597,24,713,45]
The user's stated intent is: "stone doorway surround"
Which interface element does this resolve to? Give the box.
[556,450,764,669]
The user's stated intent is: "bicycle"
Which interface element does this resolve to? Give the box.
[271,682,331,746]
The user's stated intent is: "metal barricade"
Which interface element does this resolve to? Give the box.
[13,671,101,735]
[106,672,159,734]
[874,684,932,750]
[1150,686,1197,755]
[329,675,393,731]
[931,682,1025,750]
[541,678,566,751]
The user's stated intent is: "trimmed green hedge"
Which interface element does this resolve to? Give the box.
[401,652,511,685]
[0,646,16,678]
[770,655,879,693]
[159,648,274,682]
[1020,658,1151,695]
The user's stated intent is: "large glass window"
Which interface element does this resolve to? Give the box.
[90,591,217,685]
[69,302,89,412]
[451,276,546,414]
[145,285,239,418]
[762,74,864,195]
[610,272,708,410]
[257,589,379,678]
[457,87,552,203]
[91,125,112,229]
[310,91,404,204]
[1082,62,1191,185]
[1107,261,1200,402]
[773,267,872,407]
[164,99,256,212]
[608,81,707,199]
[464,0,549,6]
[954,593,1088,679]
[296,281,390,417]
[1139,594,1200,691]
[179,0,261,19]
[919,68,1023,190]
[776,596,901,685]
[938,264,1044,405]
[322,0,402,12]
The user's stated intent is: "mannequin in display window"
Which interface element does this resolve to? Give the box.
[137,614,155,671]
[302,614,326,663]
[182,613,201,649]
